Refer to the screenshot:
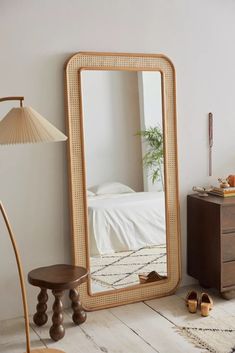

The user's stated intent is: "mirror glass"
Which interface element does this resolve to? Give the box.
[81,70,167,293]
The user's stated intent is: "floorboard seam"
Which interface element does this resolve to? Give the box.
[65,309,109,353]
[143,301,178,327]
[109,307,160,353]
[29,322,48,349]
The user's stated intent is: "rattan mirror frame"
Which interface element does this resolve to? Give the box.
[64,52,181,310]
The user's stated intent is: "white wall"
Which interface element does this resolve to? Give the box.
[82,70,143,192]
[1,0,235,319]
[138,72,163,191]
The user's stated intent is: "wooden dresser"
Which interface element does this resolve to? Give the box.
[187,194,235,298]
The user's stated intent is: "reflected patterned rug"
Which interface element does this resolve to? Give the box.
[90,244,167,290]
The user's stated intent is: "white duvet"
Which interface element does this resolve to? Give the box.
[88,191,166,256]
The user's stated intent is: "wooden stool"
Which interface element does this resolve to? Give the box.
[28,264,88,341]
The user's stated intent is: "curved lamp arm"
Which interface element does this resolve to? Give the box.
[0,202,31,353]
[0,96,24,107]
[0,202,65,353]
[0,96,66,353]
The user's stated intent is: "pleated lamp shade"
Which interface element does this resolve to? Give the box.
[0,106,67,145]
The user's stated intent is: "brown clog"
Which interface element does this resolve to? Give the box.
[185,290,198,313]
[138,271,167,284]
[200,293,213,317]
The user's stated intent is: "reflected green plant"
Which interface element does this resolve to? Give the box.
[137,125,164,185]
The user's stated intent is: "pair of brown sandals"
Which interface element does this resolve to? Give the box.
[138,271,167,284]
[186,290,213,317]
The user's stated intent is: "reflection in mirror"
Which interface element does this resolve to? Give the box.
[81,70,167,293]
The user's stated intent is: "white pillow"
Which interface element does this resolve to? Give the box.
[90,182,135,195]
[87,190,95,197]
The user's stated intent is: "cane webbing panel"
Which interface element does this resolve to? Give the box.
[64,52,181,310]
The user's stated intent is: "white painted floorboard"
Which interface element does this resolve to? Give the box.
[31,312,102,353]
[0,317,45,353]
[68,309,159,353]
[2,286,229,353]
[110,302,202,353]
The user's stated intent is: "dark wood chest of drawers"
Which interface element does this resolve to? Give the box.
[187,194,235,297]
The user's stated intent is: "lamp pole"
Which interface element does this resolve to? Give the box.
[0,97,66,353]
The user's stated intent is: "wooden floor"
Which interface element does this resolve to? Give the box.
[1,285,233,353]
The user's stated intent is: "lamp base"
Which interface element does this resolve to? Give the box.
[25,349,66,353]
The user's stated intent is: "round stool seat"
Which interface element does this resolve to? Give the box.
[28,264,88,290]
[28,264,88,342]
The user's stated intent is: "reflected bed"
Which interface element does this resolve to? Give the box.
[88,191,166,256]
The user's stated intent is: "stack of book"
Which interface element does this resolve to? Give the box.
[209,187,235,198]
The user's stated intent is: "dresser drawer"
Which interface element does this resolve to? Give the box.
[222,206,235,231]
[222,261,235,287]
[222,234,235,262]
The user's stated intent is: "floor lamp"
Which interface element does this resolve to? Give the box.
[0,96,66,353]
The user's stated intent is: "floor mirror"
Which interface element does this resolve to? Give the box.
[64,52,181,310]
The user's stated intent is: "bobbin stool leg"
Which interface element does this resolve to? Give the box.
[49,290,65,341]
[69,289,87,324]
[33,288,48,326]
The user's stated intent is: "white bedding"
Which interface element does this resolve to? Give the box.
[88,191,166,256]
